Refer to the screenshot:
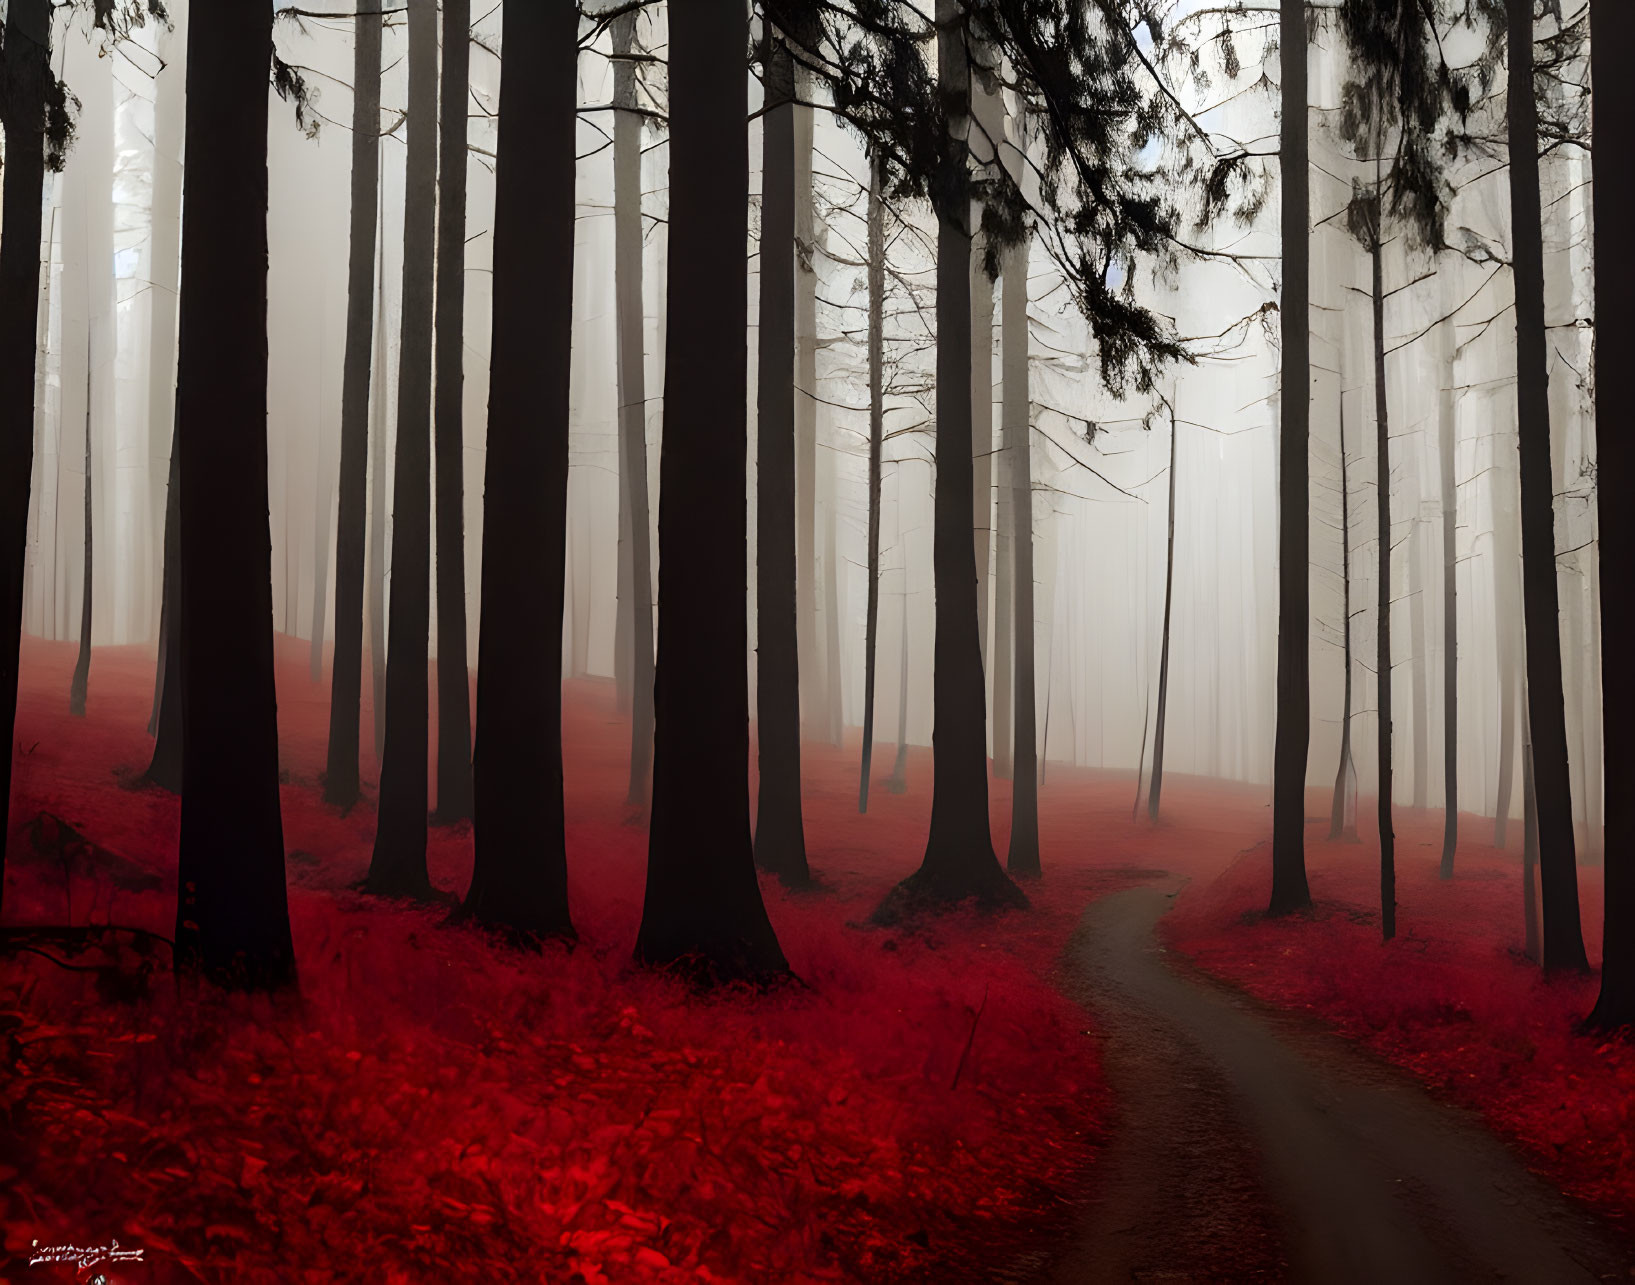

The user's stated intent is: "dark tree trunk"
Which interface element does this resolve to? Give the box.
[1523,725,1541,962]
[1439,317,1458,876]
[431,0,473,825]
[69,348,93,717]
[634,0,787,981]
[324,0,382,809]
[1329,394,1358,842]
[367,223,389,763]
[146,409,182,789]
[1494,499,1520,849]
[462,0,576,940]
[753,28,809,886]
[795,82,821,736]
[859,152,885,813]
[1588,0,1634,1029]
[1269,0,1313,915]
[1371,230,1395,943]
[172,0,296,988]
[1506,0,1588,972]
[1147,398,1178,823]
[876,0,1024,920]
[613,9,654,806]
[366,0,437,899]
[1004,237,1039,879]
[0,0,53,906]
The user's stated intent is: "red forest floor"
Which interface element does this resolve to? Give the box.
[1163,806,1635,1234]
[1,634,1255,1284]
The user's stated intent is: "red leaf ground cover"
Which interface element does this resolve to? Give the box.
[1163,806,1635,1232]
[2,636,1177,1283]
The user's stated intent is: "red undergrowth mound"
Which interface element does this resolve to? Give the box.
[1164,816,1635,1227]
[1,637,1149,1283]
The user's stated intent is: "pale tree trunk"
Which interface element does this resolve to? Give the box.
[1330,393,1358,841]
[613,8,654,803]
[823,448,844,745]
[887,477,910,795]
[69,348,91,716]
[858,152,885,811]
[368,207,390,764]
[1439,309,1458,876]
[1410,463,1429,811]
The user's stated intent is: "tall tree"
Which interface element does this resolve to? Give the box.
[323,0,383,809]
[462,0,575,941]
[1146,396,1178,823]
[0,0,60,903]
[875,0,1024,919]
[754,24,810,886]
[1505,0,1588,971]
[1329,393,1359,842]
[365,0,438,899]
[794,73,822,737]
[859,152,886,812]
[172,0,296,987]
[634,0,787,981]
[612,8,655,805]
[1269,0,1314,916]
[431,0,473,824]
[1587,0,1633,1028]
[1438,298,1459,876]
[1004,234,1039,879]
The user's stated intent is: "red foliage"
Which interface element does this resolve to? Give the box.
[1,637,1135,1283]
[1164,810,1635,1229]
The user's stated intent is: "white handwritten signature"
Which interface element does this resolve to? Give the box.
[28,1237,145,1270]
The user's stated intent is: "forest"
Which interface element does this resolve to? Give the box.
[0,0,1631,1280]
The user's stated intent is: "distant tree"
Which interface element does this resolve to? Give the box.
[431,0,473,825]
[69,348,93,718]
[461,0,576,942]
[0,0,64,911]
[754,22,812,887]
[1268,0,1314,917]
[1504,0,1588,972]
[635,1,788,981]
[611,7,655,806]
[365,0,438,899]
[1586,0,1630,1026]
[323,0,382,810]
[1437,292,1458,875]
[859,152,887,813]
[1146,395,1178,824]
[172,0,296,988]
[1335,0,1465,941]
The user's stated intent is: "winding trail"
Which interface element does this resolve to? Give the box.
[1033,880,1635,1283]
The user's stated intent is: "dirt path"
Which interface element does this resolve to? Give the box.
[1031,881,1635,1284]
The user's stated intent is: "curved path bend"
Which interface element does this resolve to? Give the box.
[1025,880,1635,1284]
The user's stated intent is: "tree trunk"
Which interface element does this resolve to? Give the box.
[859,152,885,812]
[1587,0,1632,1027]
[1372,231,1395,942]
[1410,484,1429,811]
[0,0,53,902]
[823,452,844,744]
[1493,482,1520,849]
[1329,394,1358,842]
[613,10,654,805]
[368,219,389,764]
[461,0,576,940]
[324,0,382,808]
[753,27,809,886]
[972,249,993,683]
[69,345,93,717]
[1269,0,1313,915]
[432,0,474,824]
[146,6,185,651]
[308,434,333,682]
[1506,0,1588,971]
[146,410,182,789]
[887,518,910,795]
[366,0,437,898]
[877,0,1024,920]
[1523,726,1541,962]
[795,82,822,735]
[172,0,296,988]
[1147,397,1179,823]
[1439,307,1459,876]
[635,0,787,982]
[1004,236,1039,878]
